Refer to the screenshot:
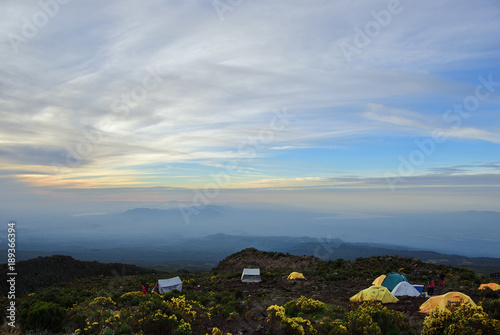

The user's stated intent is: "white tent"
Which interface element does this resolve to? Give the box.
[391,281,421,297]
[241,268,261,283]
[157,276,182,293]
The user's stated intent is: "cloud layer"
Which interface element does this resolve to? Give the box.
[1,0,499,214]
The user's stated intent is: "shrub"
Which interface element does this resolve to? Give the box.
[478,288,500,300]
[266,305,316,335]
[117,291,146,306]
[345,310,382,335]
[20,301,65,333]
[344,303,410,335]
[284,296,325,317]
[480,298,500,321]
[117,322,132,334]
[317,321,349,335]
[421,303,500,334]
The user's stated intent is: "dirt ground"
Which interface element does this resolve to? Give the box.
[190,274,431,334]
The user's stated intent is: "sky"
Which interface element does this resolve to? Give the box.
[1,0,500,220]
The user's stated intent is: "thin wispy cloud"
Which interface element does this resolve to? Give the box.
[0,0,499,215]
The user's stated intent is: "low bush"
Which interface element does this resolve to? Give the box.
[20,301,65,333]
[421,303,500,334]
[344,303,410,335]
[480,298,500,321]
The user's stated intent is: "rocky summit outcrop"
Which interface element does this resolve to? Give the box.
[212,247,319,274]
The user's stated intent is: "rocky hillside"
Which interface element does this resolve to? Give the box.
[2,250,499,334]
[0,255,158,295]
[212,248,319,273]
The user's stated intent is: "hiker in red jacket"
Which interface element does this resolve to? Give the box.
[428,279,435,296]
[142,283,147,295]
[439,273,445,286]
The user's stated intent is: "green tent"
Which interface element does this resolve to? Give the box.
[380,273,410,291]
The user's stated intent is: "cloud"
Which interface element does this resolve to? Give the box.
[362,103,500,143]
[429,162,500,175]
[0,0,499,213]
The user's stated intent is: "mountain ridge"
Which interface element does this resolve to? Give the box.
[0,255,160,295]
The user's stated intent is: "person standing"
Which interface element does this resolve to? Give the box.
[428,279,435,296]
[439,273,445,286]
[142,283,147,295]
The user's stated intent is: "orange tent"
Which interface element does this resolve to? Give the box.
[418,292,476,314]
[478,283,500,291]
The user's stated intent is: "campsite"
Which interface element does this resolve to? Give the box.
[2,248,500,334]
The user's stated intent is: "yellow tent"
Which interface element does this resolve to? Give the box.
[350,285,399,304]
[479,283,500,291]
[418,292,476,314]
[372,274,386,286]
[287,272,306,280]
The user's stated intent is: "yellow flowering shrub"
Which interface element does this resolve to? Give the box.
[118,291,146,306]
[317,321,349,335]
[168,295,200,320]
[183,278,196,286]
[208,327,223,335]
[421,303,500,334]
[89,296,116,310]
[345,309,382,335]
[136,295,198,334]
[267,305,317,335]
[206,327,233,335]
[284,296,325,316]
[344,302,408,335]
[67,293,199,335]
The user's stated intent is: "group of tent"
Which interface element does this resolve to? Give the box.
[351,272,423,303]
[241,268,306,282]
[154,272,498,314]
[350,272,500,314]
[155,269,304,290]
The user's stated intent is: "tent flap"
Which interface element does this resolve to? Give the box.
[372,275,386,286]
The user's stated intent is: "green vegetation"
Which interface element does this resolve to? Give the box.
[421,303,500,334]
[267,299,410,335]
[3,253,500,334]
